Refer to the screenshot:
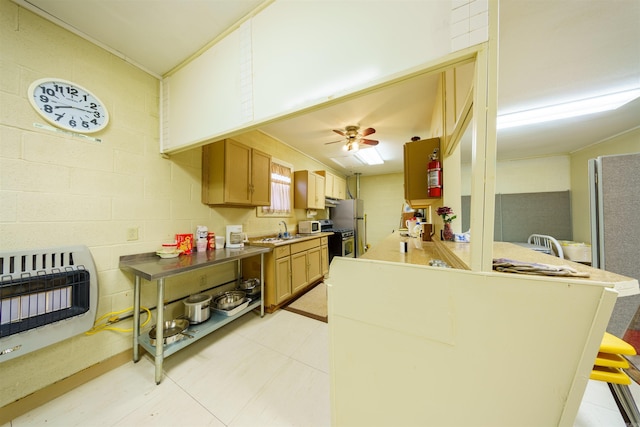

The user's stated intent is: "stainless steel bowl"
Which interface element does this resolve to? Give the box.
[236,278,261,296]
[213,290,246,310]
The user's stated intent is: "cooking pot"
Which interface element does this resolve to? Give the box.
[148,319,191,346]
[236,278,261,297]
[183,293,212,324]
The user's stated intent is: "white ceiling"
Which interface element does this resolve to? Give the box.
[16,0,640,176]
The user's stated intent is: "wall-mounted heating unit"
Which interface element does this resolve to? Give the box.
[0,245,98,363]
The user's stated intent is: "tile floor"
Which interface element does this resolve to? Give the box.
[4,310,639,427]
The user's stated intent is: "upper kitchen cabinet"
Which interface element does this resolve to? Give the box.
[315,170,346,200]
[294,171,325,210]
[162,25,250,152]
[404,137,441,209]
[202,139,271,207]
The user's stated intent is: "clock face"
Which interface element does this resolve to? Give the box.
[28,78,109,133]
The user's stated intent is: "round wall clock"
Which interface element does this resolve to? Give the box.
[28,78,109,133]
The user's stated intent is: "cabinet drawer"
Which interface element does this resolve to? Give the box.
[320,236,328,245]
[274,245,290,259]
[291,238,320,254]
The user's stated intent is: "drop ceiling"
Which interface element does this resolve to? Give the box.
[15,0,640,176]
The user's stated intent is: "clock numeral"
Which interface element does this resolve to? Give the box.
[39,95,49,103]
[44,104,53,114]
[55,113,64,122]
[40,87,56,97]
[89,102,98,110]
[82,121,90,129]
[91,119,99,126]
[93,111,101,119]
[66,87,78,96]
[53,84,64,93]
[69,119,77,128]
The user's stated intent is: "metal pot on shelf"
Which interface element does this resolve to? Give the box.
[236,278,261,297]
[183,293,212,324]
[148,318,192,346]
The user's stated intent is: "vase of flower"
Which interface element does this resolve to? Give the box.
[443,222,454,241]
[436,206,457,242]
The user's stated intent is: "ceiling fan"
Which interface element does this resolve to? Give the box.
[325,125,379,152]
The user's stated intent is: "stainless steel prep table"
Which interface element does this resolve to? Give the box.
[119,246,271,384]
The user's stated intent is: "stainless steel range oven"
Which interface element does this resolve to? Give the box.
[320,220,355,262]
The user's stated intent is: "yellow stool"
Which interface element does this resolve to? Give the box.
[590,332,639,426]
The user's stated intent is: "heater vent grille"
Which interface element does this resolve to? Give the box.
[0,246,97,362]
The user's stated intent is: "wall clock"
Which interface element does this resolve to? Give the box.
[28,78,109,133]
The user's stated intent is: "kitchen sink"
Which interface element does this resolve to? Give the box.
[252,234,306,244]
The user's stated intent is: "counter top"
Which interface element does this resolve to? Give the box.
[363,232,639,296]
[247,231,334,248]
[119,246,271,281]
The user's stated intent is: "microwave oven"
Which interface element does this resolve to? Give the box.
[298,220,321,234]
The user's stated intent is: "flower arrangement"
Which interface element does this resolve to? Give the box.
[436,206,457,224]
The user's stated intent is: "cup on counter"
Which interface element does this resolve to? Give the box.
[196,239,207,252]
[215,235,225,249]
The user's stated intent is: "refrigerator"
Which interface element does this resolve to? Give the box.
[589,152,640,337]
[332,199,365,257]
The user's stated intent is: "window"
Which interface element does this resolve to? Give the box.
[258,160,293,217]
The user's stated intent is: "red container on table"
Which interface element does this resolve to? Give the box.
[175,233,194,254]
[207,232,216,250]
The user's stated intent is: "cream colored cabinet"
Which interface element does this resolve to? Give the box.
[260,237,328,312]
[294,171,325,209]
[202,139,271,206]
[291,251,309,294]
[274,255,292,304]
[321,236,329,275]
[315,170,346,200]
[403,137,441,209]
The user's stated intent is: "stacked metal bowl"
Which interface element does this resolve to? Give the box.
[212,290,246,310]
[236,278,261,297]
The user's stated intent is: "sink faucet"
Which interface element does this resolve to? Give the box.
[279,221,288,238]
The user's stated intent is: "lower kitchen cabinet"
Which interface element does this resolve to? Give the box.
[274,246,292,305]
[321,236,329,275]
[255,236,329,312]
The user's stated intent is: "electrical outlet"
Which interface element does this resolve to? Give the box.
[126,227,139,241]
[199,275,207,287]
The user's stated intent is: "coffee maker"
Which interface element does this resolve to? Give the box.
[225,225,245,249]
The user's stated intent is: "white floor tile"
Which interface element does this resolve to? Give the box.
[229,358,331,427]
[166,334,290,424]
[234,310,324,356]
[291,321,329,373]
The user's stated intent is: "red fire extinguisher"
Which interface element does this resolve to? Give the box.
[427,148,442,197]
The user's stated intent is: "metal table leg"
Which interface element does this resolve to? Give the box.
[155,277,165,384]
[133,275,141,362]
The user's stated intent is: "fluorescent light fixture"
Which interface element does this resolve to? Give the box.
[497,88,640,130]
[355,148,384,165]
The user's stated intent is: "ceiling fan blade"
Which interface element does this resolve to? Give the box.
[361,138,379,146]
[333,129,345,136]
[324,139,344,145]
[361,127,376,137]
